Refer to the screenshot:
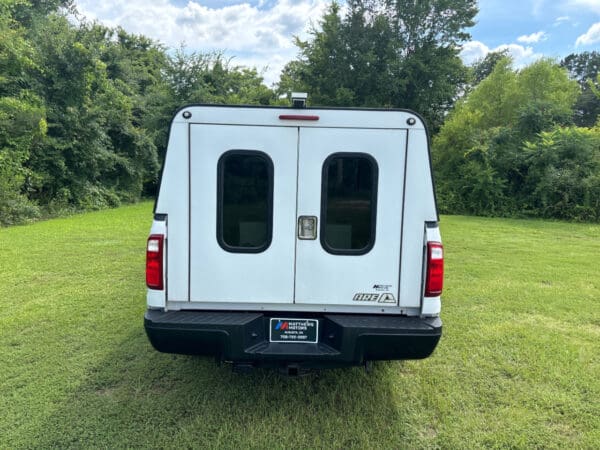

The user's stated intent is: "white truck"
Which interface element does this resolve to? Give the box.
[144,98,444,372]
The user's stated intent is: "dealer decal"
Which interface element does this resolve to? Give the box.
[274,320,289,331]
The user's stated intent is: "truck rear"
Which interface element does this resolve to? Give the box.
[144,103,443,370]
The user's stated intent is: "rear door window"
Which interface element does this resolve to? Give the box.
[320,153,378,255]
[217,150,273,253]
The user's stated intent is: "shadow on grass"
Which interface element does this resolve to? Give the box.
[33,329,408,448]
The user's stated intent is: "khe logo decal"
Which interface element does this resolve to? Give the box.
[353,293,380,302]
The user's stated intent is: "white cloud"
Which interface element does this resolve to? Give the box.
[495,44,542,67]
[532,0,546,16]
[567,0,600,15]
[74,0,330,85]
[575,22,600,46]
[460,40,543,68]
[460,41,490,65]
[517,31,547,44]
[553,16,570,26]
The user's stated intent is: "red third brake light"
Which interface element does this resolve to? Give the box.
[278,114,320,121]
[146,234,164,290]
[425,242,444,297]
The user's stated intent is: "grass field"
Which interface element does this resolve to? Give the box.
[1,202,599,448]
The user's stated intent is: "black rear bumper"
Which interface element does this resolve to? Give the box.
[144,310,442,368]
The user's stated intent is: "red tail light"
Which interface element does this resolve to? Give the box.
[425,242,444,297]
[146,234,164,290]
[278,114,320,121]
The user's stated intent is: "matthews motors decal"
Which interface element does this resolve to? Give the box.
[270,318,318,343]
[353,292,396,303]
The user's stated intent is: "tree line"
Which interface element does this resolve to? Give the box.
[1,0,599,225]
[434,55,600,221]
[0,0,275,225]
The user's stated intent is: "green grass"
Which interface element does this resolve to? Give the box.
[1,203,599,448]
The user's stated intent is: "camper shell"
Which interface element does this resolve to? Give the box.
[144,103,443,370]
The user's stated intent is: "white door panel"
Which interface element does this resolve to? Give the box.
[295,128,406,306]
[189,125,297,303]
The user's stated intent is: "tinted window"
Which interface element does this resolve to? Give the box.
[217,151,273,252]
[321,153,378,254]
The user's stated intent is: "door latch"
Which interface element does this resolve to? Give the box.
[298,216,318,240]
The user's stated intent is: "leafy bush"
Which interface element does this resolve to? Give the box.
[432,58,600,221]
[0,151,40,225]
[523,127,600,221]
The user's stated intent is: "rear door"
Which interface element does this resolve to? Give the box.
[294,127,406,306]
[189,124,297,303]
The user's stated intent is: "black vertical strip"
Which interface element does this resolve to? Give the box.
[398,130,410,306]
[188,123,192,302]
[292,127,300,303]
[419,223,428,315]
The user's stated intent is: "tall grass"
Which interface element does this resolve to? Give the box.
[1,203,598,448]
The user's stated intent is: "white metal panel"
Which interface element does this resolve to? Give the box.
[156,106,439,314]
[295,127,406,306]
[155,122,189,302]
[399,129,438,308]
[172,106,425,131]
[189,124,298,303]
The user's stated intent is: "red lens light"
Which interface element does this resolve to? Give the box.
[146,234,164,290]
[278,114,320,121]
[425,242,444,297]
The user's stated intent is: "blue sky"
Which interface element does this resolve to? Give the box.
[463,0,600,64]
[74,0,600,85]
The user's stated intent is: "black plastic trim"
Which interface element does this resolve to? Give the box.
[216,150,274,254]
[421,125,440,222]
[320,152,379,256]
[144,309,442,368]
[154,213,167,221]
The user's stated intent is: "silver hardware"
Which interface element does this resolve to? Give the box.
[298,216,317,240]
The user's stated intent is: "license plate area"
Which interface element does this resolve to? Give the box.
[269,318,318,343]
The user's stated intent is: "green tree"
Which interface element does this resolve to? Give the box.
[469,49,510,85]
[279,0,477,130]
[561,52,600,127]
[0,0,46,224]
[279,3,360,106]
[0,0,278,225]
[523,127,600,220]
[433,58,580,217]
[19,13,171,210]
[144,47,275,168]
